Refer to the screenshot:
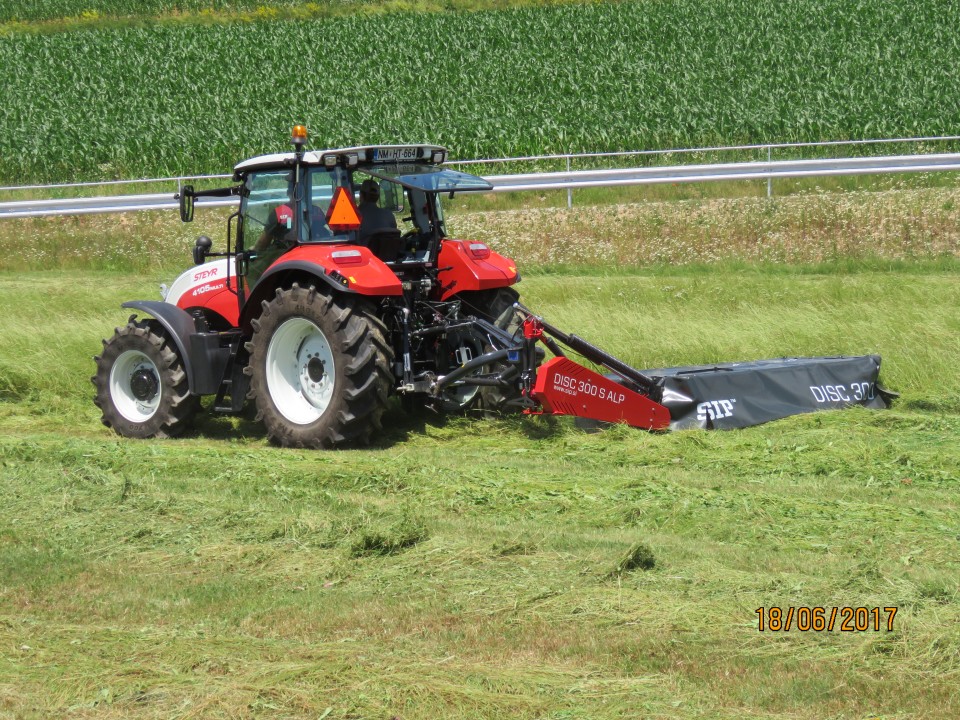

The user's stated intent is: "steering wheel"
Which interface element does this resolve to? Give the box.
[399,228,419,249]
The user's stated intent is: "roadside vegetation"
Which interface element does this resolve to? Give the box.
[1,0,958,183]
[2,266,959,718]
[3,182,957,273]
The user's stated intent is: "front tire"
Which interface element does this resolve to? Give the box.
[245,284,393,448]
[92,318,198,438]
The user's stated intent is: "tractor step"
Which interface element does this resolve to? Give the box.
[212,334,247,414]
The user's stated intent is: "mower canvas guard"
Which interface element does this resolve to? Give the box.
[435,307,893,432]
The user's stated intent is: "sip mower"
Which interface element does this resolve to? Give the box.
[93,127,892,447]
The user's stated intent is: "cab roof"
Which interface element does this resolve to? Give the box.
[233,144,448,176]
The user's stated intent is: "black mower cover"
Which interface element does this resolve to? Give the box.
[639,355,893,430]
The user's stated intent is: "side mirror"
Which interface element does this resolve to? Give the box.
[193,235,212,265]
[381,180,404,213]
[178,185,195,222]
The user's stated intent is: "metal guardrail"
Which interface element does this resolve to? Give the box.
[0,193,236,218]
[485,153,960,192]
[447,135,960,166]
[2,137,960,219]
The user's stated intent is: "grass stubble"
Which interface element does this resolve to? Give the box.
[0,201,959,717]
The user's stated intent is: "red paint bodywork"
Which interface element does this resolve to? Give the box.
[268,245,403,296]
[531,356,670,430]
[437,240,518,300]
[176,277,242,327]
[176,239,516,326]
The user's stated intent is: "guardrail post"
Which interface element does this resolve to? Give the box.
[566,157,573,209]
[767,146,773,198]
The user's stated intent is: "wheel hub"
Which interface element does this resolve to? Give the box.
[109,349,162,422]
[299,348,332,407]
[306,356,326,383]
[130,368,159,401]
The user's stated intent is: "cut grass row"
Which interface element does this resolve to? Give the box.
[2,265,959,427]
[1,267,959,718]
[1,0,959,183]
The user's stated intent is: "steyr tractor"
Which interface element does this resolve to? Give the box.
[93,127,891,447]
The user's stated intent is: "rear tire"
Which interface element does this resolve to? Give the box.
[245,284,393,448]
[449,287,525,412]
[455,287,522,335]
[92,318,198,438]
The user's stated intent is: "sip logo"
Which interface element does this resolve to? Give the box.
[696,399,737,422]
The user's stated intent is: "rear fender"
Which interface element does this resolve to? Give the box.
[269,245,402,296]
[121,300,230,396]
[239,244,402,331]
[437,240,519,300]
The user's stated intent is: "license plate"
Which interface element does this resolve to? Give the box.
[373,147,419,162]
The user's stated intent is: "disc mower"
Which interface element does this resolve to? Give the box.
[93,127,891,447]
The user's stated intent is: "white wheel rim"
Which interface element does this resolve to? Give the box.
[266,317,336,425]
[109,349,162,423]
[446,382,480,406]
[444,336,482,407]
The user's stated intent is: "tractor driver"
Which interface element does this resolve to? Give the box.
[254,203,295,251]
[357,179,397,244]
[248,203,296,286]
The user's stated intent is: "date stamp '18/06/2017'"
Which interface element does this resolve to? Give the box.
[756,607,898,632]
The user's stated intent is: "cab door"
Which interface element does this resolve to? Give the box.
[240,170,295,287]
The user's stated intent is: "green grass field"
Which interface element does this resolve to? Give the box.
[3,0,960,714]
[2,262,959,718]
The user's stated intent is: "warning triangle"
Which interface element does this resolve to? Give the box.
[326,186,362,232]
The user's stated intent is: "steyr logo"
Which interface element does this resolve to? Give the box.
[193,267,219,283]
[696,399,737,422]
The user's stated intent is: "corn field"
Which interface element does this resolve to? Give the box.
[1,0,958,183]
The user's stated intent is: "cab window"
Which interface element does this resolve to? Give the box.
[351,171,404,214]
[306,167,352,242]
[240,171,292,249]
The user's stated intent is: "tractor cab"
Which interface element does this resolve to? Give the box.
[230,140,492,269]
[179,133,497,311]
[173,129,511,331]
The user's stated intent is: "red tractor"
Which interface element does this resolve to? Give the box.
[92,128,546,446]
[93,128,889,446]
